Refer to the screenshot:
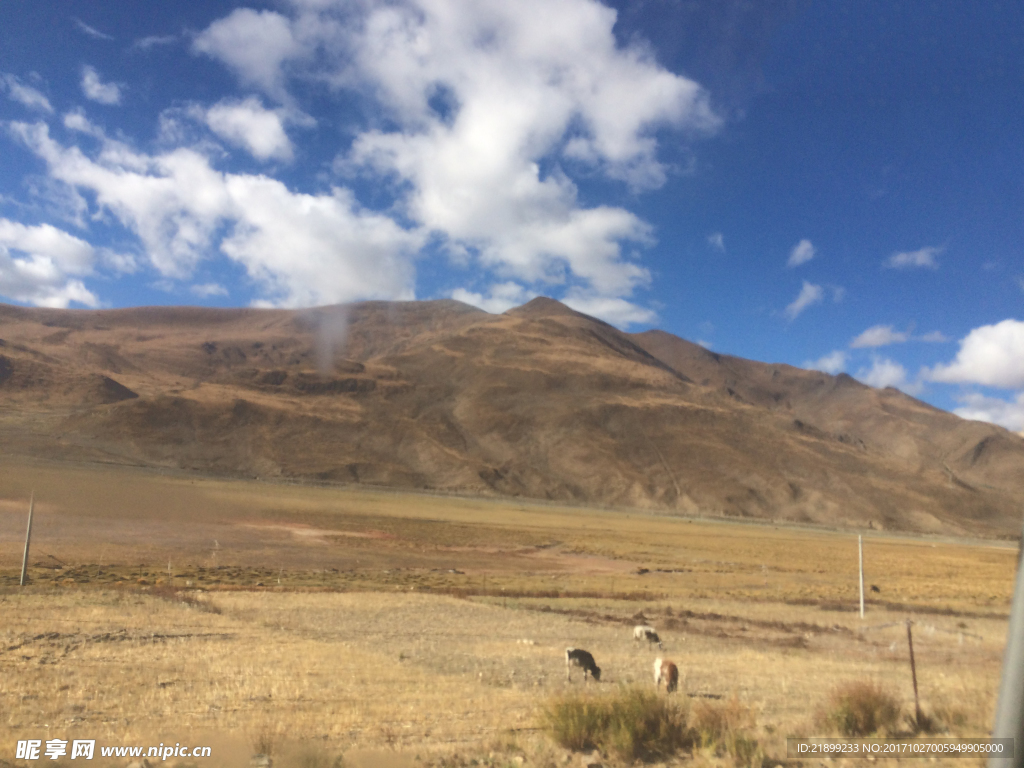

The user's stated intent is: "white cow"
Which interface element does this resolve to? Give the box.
[633,624,663,649]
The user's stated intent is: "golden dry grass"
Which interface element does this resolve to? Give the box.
[0,460,1015,766]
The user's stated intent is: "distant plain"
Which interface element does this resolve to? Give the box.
[0,458,1015,766]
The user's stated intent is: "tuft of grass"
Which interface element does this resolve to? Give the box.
[817,681,901,737]
[540,687,690,761]
[691,696,761,767]
[281,744,345,768]
[249,718,283,757]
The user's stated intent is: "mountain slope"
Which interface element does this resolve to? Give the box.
[1,298,1021,536]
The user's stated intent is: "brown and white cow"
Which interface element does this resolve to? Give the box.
[654,657,678,693]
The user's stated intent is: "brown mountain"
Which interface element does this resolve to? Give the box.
[1,297,1021,536]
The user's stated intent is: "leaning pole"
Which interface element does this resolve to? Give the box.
[19,492,34,587]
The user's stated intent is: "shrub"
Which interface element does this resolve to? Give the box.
[691,696,761,767]
[818,681,901,737]
[605,688,690,760]
[540,687,690,762]
[541,692,610,752]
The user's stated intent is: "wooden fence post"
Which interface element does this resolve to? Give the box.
[906,619,922,729]
[859,535,865,619]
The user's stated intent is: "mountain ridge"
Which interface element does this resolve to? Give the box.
[1,297,1021,537]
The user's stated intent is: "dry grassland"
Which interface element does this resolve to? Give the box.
[0,459,1017,767]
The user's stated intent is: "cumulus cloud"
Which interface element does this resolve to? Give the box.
[451,282,536,314]
[204,98,294,161]
[787,238,814,267]
[953,392,1024,432]
[885,246,940,269]
[804,350,847,375]
[783,280,823,321]
[1,73,53,113]
[4,0,719,324]
[707,232,724,251]
[0,218,99,307]
[851,324,909,348]
[925,319,1024,389]
[81,66,121,105]
[192,9,302,102]
[856,356,922,394]
[190,0,718,324]
[11,121,422,306]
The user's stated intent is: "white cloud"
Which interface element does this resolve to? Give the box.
[195,0,718,315]
[192,9,302,102]
[885,246,940,269]
[562,290,657,327]
[953,392,1024,432]
[74,19,114,41]
[204,98,294,161]
[190,282,228,298]
[63,109,105,138]
[11,120,423,307]
[0,218,99,307]
[221,177,422,306]
[851,324,909,348]
[783,280,823,321]
[856,356,922,394]
[451,282,536,314]
[696,339,713,349]
[787,238,814,267]
[919,330,948,343]
[81,66,121,105]
[0,73,53,113]
[7,0,719,316]
[707,232,724,251]
[925,319,1024,388]
[804,350,847,375]
[133,35,177,51]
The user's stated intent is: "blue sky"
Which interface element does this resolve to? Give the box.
[1,0,1022,430]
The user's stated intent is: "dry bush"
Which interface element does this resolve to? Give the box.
[540,687,690,762]
[816,681,901,737]
[691,696,761,767]
[279,743,345,768]
[604,687,691,761]
[540,691,610,752]
[146,583,222,613]
[248,717,284,757]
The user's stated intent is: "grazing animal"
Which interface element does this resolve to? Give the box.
[870,584,881,593]
[633,624,663,649]
[565,648,601,682]
[653,657,679,693]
